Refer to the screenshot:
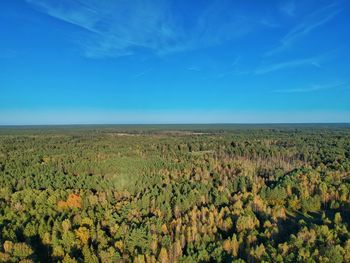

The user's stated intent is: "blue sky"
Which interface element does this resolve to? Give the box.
[0,0,350,124]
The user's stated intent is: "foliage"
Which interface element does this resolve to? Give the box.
[0,125,349,262]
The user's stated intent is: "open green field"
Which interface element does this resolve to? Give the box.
[0,125,350,262]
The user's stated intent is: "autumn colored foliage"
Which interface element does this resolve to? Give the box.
[0,125,350,262]
[57,193,82,209]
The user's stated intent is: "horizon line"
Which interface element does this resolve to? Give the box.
[1,122,350,127]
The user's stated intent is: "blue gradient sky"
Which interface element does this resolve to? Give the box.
[1,0,350,124]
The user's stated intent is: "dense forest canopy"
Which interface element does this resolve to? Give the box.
[0,124,350,262]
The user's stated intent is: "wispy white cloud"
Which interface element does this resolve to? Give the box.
[26,0,259,58]
[259,18,281,28]
[280,1,296,17]
[218,56,251,78]
[27,0,177,57]
[273,82,346,93]
[231,56,241,67]
[265,3,341,56]
[255,54,326,74]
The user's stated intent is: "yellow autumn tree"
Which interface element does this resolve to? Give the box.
[223,239,231,253]
[3,240,13,253]
[231,234,239,257]
[75,227,90,245]
[158,247,169,263]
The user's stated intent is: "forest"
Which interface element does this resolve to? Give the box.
[0,124,349,263]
